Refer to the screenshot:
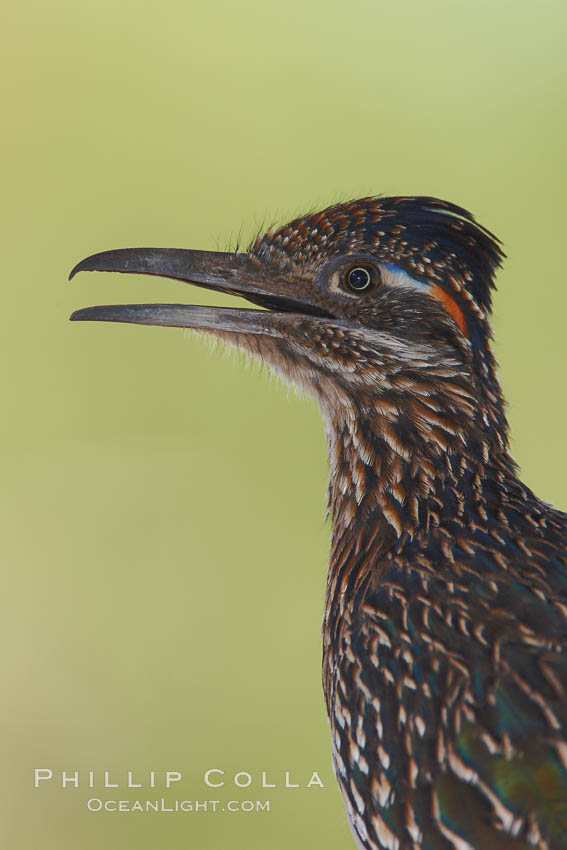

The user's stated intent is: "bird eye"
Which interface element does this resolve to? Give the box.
[345,266,377,293]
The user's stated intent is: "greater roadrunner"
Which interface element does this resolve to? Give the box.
[71,196,567,849]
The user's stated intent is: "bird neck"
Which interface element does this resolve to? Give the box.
[322,361,513,563]
[320,368,518,639]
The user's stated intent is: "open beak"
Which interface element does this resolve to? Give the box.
[69,248,330,337]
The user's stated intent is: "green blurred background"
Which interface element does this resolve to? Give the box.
[1,0,566,847]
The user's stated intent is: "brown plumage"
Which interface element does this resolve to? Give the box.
[70,196,567,850]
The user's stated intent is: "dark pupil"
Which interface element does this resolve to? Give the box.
[348,267,371,290]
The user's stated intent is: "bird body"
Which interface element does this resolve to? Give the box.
[71,196,567,849]
[323,411,567,850]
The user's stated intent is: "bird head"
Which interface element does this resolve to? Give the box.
[70,196,506,447]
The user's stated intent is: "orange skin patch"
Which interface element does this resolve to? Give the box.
[430,285,468,337]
